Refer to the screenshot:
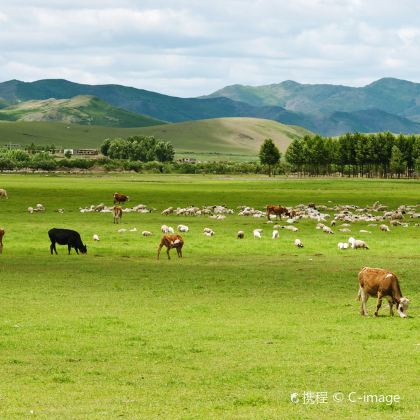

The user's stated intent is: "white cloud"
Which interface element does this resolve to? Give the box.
[0,1,420,96]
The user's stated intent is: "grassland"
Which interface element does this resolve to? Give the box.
[0,175,419,418]
[0,118,311,160]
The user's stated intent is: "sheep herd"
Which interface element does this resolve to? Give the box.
[2,189,420,257]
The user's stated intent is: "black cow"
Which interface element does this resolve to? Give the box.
[48,228,87,255]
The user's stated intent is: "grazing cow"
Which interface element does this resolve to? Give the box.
[157,234,184,260]
[113,206,123,224]
[113,192,129,205]
[357,267,410,318]
[266,205,289,220]
[0,228,4,254]
[48,228,87,255]
[0,189,8,199]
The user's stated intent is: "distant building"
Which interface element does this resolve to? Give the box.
[177,157,197,164]
[74,149,99,156]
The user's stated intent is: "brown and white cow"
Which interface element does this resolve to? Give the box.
[357,267,410,318]
[113,192,129,205]
[0,228,4,254]
[266,205,290,220]
[157,234,184,260]
[112,206,123,224]
[0,189,8,199]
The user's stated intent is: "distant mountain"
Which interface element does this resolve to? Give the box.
[205,78,420,121]
[0,95,164,127]
[1,78,420,136]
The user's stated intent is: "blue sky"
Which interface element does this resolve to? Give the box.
[1,1,420,96]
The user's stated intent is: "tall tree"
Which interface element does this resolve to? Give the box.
[259,138,280,177]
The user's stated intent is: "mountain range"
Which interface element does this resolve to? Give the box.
[1,78,420,136]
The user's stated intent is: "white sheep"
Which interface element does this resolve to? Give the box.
[322,226,334,234]
[93,234,100,241]
[294,239,304,248]
[337,242,349,249]
[237,230,244,239]
[203,227,214,234]
[129,227,137,232]
[118,228,127,233]
[27,206,34,214]
[142,231,153,236]
[272,230,279,239]
[178,224,189,232]
[161,224,169,233]
[204,231,214,237]
[253,229,262,239]
[359,229,371,233]
[380,224,390,232]
[348,237,369,249]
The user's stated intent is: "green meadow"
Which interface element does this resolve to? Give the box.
[0,174,419,418]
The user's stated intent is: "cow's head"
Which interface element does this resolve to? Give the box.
[80,244,87,254]
[397,297,410,318]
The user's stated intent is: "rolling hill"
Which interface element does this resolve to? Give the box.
[0,95,164,128]
[1,78,420,135]
[0,118,311,159]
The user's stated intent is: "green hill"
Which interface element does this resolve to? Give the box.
[205,78,420,121]
[0,118,311,160]
[0,95,164,127]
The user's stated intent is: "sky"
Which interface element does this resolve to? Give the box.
[1,0,420,97]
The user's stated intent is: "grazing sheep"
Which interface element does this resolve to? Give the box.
[322,226,334,234]
[330,220,336,226]
[283,225,298,232]
[36,204,45,212]
[129,227,137,232]
[349,237,369,249]
[339,228,351,232]
[203,227,214,234]
[380,224,390,232]
[117,228,127,233]
[272,230,279,239]
[177,224,189,233]
[161,225,170,233]
[337,242,349,250]
[237,230,244,239]
[253,229,262,239]
[142,231,153,236]
[93,234,100,241]
[294,239,304,248]
[204,231,214,237]
[0,189,8,199]
[161,207,174,215]
[27,206,34,214]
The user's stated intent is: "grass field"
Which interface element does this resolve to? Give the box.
[0,175,419,418]
[0,118,311,161]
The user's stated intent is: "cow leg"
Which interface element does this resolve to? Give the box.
[374,293,383,317]
[68,244,72,255]
[177,247,182,258]
[386,296,394,316]
[75,248,79,255]
[0,243,3,254]
[360,288,368,316]
[167,247,171,260]
[50,242,57,255]
[157,243,163,260]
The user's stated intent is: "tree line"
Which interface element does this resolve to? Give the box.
[101,136,175,163]
[285,132,420,177]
